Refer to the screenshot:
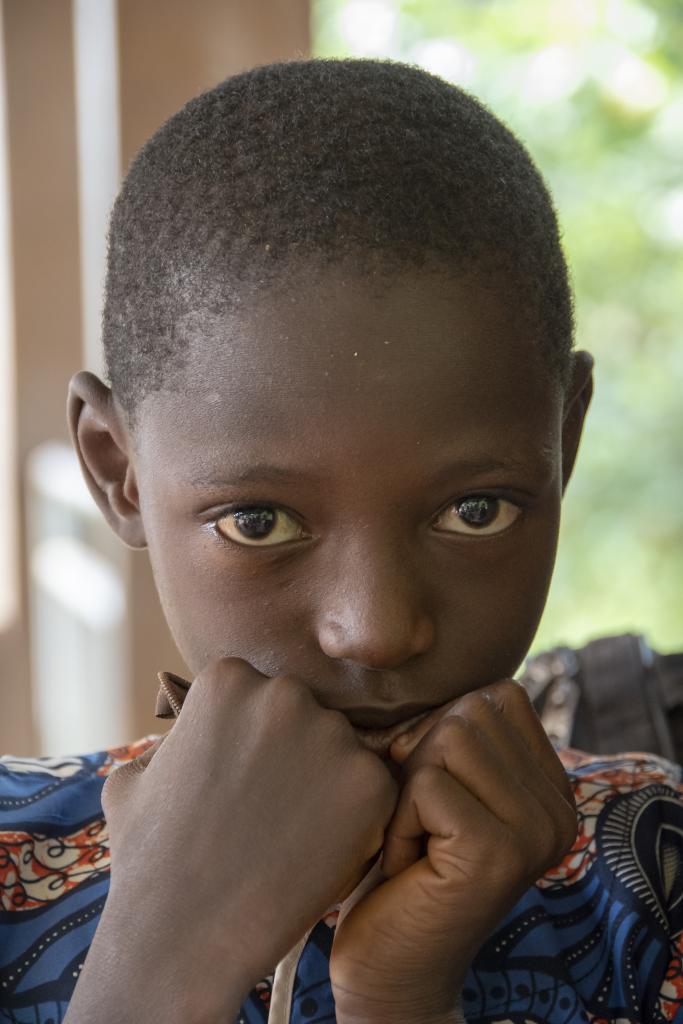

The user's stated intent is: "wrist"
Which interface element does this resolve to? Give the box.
[333,990,465,1024]
[64,901,253,1024]
[336,1012,464,1024]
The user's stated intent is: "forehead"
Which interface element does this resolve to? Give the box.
[135,268,560,476]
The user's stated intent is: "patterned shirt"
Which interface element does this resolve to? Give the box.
[0,740,682,1023]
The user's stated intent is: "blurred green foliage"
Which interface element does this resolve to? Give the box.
[313,0,683,653]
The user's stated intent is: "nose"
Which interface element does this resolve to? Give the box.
[316,538,435,670]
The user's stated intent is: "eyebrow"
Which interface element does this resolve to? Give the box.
[429,453,556,485]
[189,463,322,488]
[189,452,554,491]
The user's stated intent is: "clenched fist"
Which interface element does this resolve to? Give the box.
[330,680,578,1024]
[66,658,399,1024]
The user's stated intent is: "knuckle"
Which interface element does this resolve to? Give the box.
[197,656,256,693]
[478,690,503,717]
[365,756,399,805]
[433,713,472,742]
[325,707,358,744]
[425,713,478,757]
[499,677,532,709]
[457,687,507,722]
[454,689,488,716]
[134,735,165,771]
[100,775,115,815]
[325,704,352,728]
[100,763,132,814]
[261,676,324,732]
[269,673,312,707]
[217,655,260,681]
[410,763,444,792]
[275,672,309,694]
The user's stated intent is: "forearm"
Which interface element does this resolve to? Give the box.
[63,904,251,1024]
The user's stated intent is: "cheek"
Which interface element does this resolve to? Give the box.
[142,514,228,672]
[144,523,308,677]
[437,504,560,685]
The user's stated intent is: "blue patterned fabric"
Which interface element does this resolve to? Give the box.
[1,741,682,1023]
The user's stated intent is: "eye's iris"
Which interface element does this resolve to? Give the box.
[432,494,520,537]
[456,497,498,527]
[216,505,307,547]
[232,507,276,538]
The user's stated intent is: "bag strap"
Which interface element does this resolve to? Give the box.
[519,633,681,761]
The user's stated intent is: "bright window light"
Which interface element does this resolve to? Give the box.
[338,0,398,56]
[410,40,477,87]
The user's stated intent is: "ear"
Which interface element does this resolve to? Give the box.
[67,371,147,549]
[561,350,594,495]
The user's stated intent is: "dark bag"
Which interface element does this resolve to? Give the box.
[519,633,683,764]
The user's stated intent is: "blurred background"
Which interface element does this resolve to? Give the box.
[0,0,680,756]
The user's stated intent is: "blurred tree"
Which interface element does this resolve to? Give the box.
[313,0,683,652]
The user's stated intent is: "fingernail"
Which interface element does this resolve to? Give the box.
[393,730,414,747]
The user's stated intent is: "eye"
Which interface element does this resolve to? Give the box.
[215,506,308,547]
[433,496,521,537]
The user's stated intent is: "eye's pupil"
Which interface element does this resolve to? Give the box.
[233,508,276,538]
[457,497,497,527]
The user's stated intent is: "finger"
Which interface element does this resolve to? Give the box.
[410,688,568,812]
[396,699,577,861]
[393,679,574,808]
[132,733,168,771]
[179,657,271,721]
[390,697,460,763]
[381,763,498,879]
[473,680,575,807]
[395,711,551,832]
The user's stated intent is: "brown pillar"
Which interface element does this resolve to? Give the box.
[0,0,82,755]
[118,0,311,162]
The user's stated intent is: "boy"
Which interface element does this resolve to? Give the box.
[1,58,681,1024]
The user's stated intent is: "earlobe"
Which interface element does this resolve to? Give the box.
[561,351,594,495]
[67,371,147,549]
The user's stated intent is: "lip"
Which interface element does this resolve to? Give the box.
[352,708,434,758]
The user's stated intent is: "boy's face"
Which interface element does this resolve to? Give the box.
[71,268,592,718]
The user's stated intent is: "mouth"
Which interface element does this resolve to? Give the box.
[350,708,434,758]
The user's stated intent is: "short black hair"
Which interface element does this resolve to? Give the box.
[103,58,574,422]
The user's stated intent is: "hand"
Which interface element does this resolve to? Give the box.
[66,658,398,1023]
[329,679,578,1024]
